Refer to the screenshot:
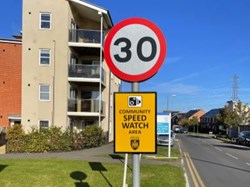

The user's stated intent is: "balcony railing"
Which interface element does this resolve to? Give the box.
[69,29,102,44]
[68,64,105,82]
[68,98,105,114]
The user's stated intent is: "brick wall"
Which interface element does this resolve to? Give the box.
[0,41,22,128]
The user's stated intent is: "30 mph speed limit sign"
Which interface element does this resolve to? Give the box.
[104,18,167,82]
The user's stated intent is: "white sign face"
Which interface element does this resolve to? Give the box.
[109,24,160,75]
[104,18,167,82]
[157,113,171,134]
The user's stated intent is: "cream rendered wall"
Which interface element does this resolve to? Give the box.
[22,0,120,138]
[107,73,121,142]
[22,0,70,132]
[101,61,120,141]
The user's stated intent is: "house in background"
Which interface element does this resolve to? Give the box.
[182,109,205,122]
[21,0,120,141]
[0,39,22,130]
[168,111,185,126]
[200,108,222,133]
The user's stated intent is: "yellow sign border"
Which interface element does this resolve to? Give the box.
[114,92,157,153]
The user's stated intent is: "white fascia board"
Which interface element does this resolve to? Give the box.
[0,39,22,44]
[68,0,108,14]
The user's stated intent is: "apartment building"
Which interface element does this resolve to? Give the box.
[0,39,22,129]
[22,0,120,141]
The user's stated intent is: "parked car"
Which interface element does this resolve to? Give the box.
[157,131,175,146]
[173,125,182,133]
[236,131,250,145]
[179,127,188,133]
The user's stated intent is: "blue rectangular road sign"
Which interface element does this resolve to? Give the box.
[157,113,171,134]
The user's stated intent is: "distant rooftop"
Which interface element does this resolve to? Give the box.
[201,108,221,118]
[183,109,203,118]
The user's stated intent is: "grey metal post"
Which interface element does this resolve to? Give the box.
[132,82,140,187]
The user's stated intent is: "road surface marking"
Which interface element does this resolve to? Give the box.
[184,152,205,187]
[184,152,198,187]
[226,153,239,160]
[178,142,190,187]
[246,163,250,166]
[178,141,183,154]
[214,147,223,152]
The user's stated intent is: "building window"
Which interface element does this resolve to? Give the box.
[39,84,50,101]
[39,49,51,65]
[39,120,49,130]
[40,12,51,29]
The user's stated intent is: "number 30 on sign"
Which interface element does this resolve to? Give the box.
[104,17,167,82]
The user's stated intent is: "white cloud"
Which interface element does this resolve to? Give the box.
[168,72,200,83]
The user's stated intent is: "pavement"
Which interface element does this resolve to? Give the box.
[0,143,178,166]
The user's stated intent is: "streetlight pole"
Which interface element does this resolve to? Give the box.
[167,94,176,111]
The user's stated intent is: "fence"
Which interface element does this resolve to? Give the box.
[227,125,250,138]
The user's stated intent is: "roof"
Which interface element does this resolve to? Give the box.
[0,38,22,44]
[183,109,203,118]
[201,108,221,118]
[68,0,113,29]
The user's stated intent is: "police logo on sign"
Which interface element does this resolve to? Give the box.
[130,136,140,150]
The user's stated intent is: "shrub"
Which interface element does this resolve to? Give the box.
[60,128,74,151]
[71,130,85,150]
[24,128,50,153]
[5,125,25,153]
[5,125,105,153]
[81,125,105,148]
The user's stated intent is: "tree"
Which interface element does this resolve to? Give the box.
[179,116,199,132]
[216,101,250,127]
[189,116,199,132]
[189,116,199,126]
[234,101,250,125]
[179,118,189,126]
[216,107,236,127]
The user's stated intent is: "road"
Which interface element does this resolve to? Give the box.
[177,134,250,187]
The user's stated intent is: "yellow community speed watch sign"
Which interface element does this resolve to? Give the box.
[114,92,157,153]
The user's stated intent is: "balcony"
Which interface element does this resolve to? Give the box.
[68,64,106,83]
[68,98,105,115]
[69,29,102,44]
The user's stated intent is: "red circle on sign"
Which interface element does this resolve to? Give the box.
[104,17,167,82]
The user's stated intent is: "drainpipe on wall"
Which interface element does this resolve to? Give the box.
[52,40,56,126]
[98,11,103,127]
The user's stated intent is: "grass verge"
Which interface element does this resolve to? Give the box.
[0,157,185,187]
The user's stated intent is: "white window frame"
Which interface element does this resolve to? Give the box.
[39,48,51,65]
[39,84,51,101]
[39,120,50,130]
[40,12,51,29]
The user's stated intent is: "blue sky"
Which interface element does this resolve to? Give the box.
[1,0,250,113]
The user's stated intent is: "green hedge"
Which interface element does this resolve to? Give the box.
[5,125,105,153]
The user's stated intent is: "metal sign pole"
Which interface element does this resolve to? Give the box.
[168,112,171,158]
[132,82,140,187]
[104,17,166,187]
[123,153,128,187]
